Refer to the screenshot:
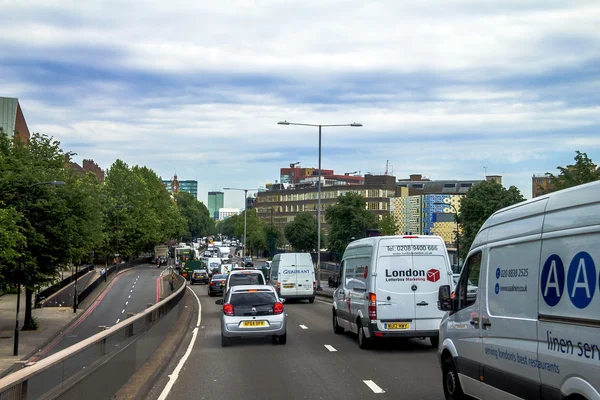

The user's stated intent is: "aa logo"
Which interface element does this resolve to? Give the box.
[541,252,597,309]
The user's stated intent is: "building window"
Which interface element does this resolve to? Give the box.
[412,184,424,189]
[444,183,455,188]
[460,183,473,188]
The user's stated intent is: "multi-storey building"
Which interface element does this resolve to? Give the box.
[162,175,198,199]
[256,174,398,232]
[82,159,105,183]
[208,191,225,220]
[218,208,241,221]
[532,173,554,198]
[0,96,30,143]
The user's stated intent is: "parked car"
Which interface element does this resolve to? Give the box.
[215,285,286,346]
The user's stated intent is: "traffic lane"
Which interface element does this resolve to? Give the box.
[284,299,444,399]
[36,266,163,358]
[164,286,386,400]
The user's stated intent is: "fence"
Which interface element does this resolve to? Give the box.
[0,272,187,400]
[34,266,94,307]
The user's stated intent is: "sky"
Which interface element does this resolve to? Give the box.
[1,0,599,208]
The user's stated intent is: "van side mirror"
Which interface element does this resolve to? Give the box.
[438,285,453,312]
[215,299,224,305]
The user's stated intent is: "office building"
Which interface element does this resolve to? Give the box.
[256,174,398,232]
[0,96,30,143]
[208,191,225,220]
[218,208,241,221]
[162,175,198,199]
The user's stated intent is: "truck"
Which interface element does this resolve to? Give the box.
[153,245,169,262]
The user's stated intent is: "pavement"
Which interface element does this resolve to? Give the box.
[145,282,445,400]
[0,262,172,377]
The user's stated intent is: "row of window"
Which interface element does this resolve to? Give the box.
[257,201,388,214]
[257,189,396,203]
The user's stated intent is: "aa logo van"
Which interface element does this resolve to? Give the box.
[541,252,597,309]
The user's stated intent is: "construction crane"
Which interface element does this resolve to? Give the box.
[290,161,301,184]
[384,160,389,175]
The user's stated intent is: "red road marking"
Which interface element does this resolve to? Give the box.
[155,275,161,303]
[29,273,126,362]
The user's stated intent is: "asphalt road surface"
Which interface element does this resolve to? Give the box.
[148,283,444,400]
[30,265,165,362]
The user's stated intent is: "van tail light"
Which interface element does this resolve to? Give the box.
[313,281,316,291]
[368,292,377,320]
[277,281,281,291]
[273,302,284,315]
[223,304,234,316]
[451,291,455,299]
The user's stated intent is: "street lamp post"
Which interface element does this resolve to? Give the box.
[278,121,362,291]
[223,188,258,258]
[434,202,460,269]
[15,180,65,356]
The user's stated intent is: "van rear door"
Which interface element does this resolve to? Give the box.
[294,254,315,296]
[278,254,298,297]
[375,239,416,331]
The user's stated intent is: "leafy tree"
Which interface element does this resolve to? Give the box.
[174,191,214,240]
[284,212,320,252]
[378,214,399,236]
[325,192,378,255]
[264,224,284,257]
[0,206,26,288]
[458,180,525,260]
[546,151,600,192]
[218,214,239,238]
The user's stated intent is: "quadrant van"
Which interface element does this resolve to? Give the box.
[270,253,316,303]
[437,181,600,400]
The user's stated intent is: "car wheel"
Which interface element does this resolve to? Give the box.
[208,292,213,297]
[308,297,315,304]
[357,320,370,350]
[221,334,230,347]
[272,335,278,345]
[278,332,287,345]
[442,357,467,400]
[333,311,344,334]
[430,336,439,349]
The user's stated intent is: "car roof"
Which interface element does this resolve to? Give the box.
[230,284,274,293]
[229,269,261,275]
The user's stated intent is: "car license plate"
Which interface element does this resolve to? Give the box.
[241,321,266,327]
[385,323,410,330]
[283,284,294,288]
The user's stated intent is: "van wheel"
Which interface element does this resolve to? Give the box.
[308,297,315,304]
[442,357,466,400]
[221,334,230,347]
[333,312,344,334]
[357,321,370,350]
[430,336,439,348]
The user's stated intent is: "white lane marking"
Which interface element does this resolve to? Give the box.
[157,287,202,400]
[363,380,385,394]
[128,295,131,299]
[130,290,133,293]
[132,285,135,289]
[125,301,128,306]
[121,309,125,314]
[115,319,120,324]
[324,345,337,352]
[299,325,308,330]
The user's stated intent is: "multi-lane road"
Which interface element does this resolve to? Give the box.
[148,279,445,400]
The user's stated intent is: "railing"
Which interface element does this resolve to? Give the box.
[0,272,187,400]
[35,265,94,307]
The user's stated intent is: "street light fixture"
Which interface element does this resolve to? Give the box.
[434,202,460,269]
[277,120,363,291]
[223,188,259,258]
[15,180,66,356]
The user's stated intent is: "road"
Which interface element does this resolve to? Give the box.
[30,265,165,362]
[148,282,444,400]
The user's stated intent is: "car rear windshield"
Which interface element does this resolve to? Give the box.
[213,274,227,280]
[230,292,276,307]
[229,274,264,286]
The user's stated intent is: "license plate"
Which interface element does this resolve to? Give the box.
[385,323,410,330]
[241,321,266,327]
[283,284,294,288]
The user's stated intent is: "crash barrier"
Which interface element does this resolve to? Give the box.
[38,258,148,308]
[34,265,94,307]
[0,272,187,400]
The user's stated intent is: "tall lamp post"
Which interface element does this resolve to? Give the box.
[15,180,66,356]
[223,188,258,258]
[278,121,362,290]
[434,202,460,269]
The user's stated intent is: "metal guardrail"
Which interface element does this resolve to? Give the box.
[0,271,187,400]
[35,266,94,307]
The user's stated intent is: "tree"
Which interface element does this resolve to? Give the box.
[0,206,26,289]
[174,191,214,240]
[264,224,284,257]
[218,214,239,238]
[284,212,320,252]
[546,151,600,192]
[325,192,378,255]
[378,214,399,236]
[458,180,525,260]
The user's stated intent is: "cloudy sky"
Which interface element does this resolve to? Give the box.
[2,0,599,208]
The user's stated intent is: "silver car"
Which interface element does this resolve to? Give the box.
[215,285,287,347]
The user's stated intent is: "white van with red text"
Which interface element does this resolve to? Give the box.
[332,235,453,349]
[437,180,600,400]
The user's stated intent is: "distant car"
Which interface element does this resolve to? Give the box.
[452,273,477,301]
[243,256,254,268]
[208,274,228,297]
[190,269,210,285]
[215,285,286,346]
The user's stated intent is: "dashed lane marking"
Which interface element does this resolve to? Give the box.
[299,325,308,330]
[115,319,120,324]
[324,345,337,352]
[363,380,385,394]
[125,301,128,306]
[121,309,125,314]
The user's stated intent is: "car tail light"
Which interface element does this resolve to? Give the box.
[313,281,316,291]
[368,292,377,320]
[223,304,234,316]
[273,302,284,315]
[277,281,280,291]
[210,281,215,286]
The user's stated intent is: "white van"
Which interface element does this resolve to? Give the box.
[437,180,600,400]
[270,253,316,303]
[332,235,453,349]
